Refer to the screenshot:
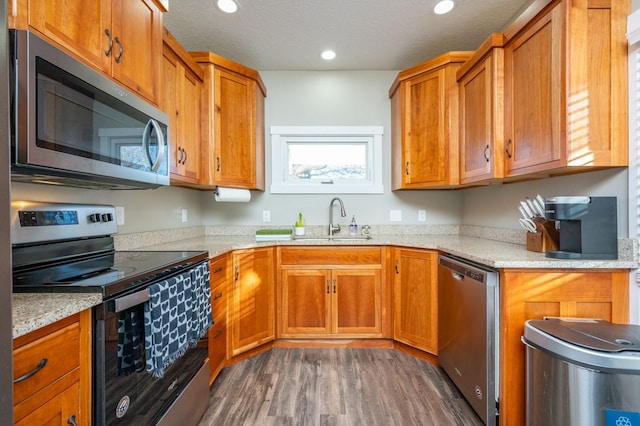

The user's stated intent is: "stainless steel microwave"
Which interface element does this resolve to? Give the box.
[9,30,170,190]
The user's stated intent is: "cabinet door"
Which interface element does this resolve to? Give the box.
[459,51,504,184]
[504,4,564,176]
[393,248,438,354]
[111,0,162,104]
[26,0,112,75]
[499,269,629,426]
[163,48,201,183]
[333,269,382,335]
[230,248,274,357]
[214,69,257,187]
[15,381,80,426]
[281,269,332,336]
[402,69,447,186]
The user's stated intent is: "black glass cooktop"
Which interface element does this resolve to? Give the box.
[12,250,209,299]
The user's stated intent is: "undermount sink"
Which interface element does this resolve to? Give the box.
[293,235,372,242]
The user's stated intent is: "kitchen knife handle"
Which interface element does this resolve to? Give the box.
[505,139,513,158]
[104,29,113,57]
[483,144,490,162]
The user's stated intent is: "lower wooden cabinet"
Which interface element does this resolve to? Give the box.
[498,269,629,426]
[392,248,438,354]
[13,310,92,425]
[229,247,275,357]
[281,268,382,337]
[278,246,386,339]
[208,254,228,384]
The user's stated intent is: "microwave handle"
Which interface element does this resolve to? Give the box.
[142,119,166,172]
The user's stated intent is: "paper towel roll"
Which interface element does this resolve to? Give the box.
[214,187,251,202]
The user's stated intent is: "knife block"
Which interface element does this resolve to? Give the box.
[526,219,559,253]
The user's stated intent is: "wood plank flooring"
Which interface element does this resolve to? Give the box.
[198,348,483,425]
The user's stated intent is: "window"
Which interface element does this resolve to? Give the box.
[270,126,384,194]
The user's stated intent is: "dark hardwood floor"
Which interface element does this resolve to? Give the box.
[198,348,484,425]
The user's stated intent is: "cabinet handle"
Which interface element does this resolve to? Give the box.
[104,29,113,57]
[483,144,490,162]
[505,139,513,158]
[405,161,409,176]
[114,36,123,63]
[13,358,48,383]
[67,414,78,426]
[182,148,188,165]
[213,328,223,338]
[212,291,223,300]
[333,279,337,293]
[213,267,224,274]
[395,259,399,274]
[216,157,221,172]
[326,280,330,294]
[234,265,239,281]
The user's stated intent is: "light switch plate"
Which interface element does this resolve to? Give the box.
[390,209,402,222]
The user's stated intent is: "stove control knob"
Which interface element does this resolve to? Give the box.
[89,213,101,223]
[102,213,113,222]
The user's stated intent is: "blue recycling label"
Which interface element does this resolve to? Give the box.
[606,409,640,426]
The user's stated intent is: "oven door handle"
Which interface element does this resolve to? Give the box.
[114,288,150,313]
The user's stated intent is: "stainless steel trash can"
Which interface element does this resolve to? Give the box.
[522,317,640,426]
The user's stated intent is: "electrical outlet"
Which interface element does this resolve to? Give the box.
[418,210,426,222]
[390,209,402,222]
[263,210,271,222]
[181,208,188,223]
[115,206,125,226]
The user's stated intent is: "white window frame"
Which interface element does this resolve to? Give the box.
[270,125,384,194]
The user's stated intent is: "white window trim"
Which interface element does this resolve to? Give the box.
[270,125,384,194]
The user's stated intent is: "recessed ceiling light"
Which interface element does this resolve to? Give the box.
[321,50,336,61]
[217,0,238,13]
[433,0,455,15]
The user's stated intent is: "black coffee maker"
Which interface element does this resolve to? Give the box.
[544,196,617,259]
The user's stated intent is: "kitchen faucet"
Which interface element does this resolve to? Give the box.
[328,197,346,236]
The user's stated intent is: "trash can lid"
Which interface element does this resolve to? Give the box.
[523,317,640,372]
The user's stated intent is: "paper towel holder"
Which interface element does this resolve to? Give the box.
[213,186,252,202]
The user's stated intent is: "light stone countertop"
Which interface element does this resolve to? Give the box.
[13,292,103,339]
[138,234,639,269]
[13,232,637,339]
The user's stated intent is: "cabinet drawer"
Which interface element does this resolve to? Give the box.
[210,255,228,287]
[211,281,227,318]
[208,312,227,371]
[280,247,382,265]
[13,319,81,406]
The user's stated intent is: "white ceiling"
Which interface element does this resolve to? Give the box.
[163,0,534,71]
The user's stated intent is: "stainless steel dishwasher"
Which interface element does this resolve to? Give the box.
[438,254,499,426]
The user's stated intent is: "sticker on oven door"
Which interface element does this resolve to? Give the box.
[605,409,640,426]
[116,395,130,418]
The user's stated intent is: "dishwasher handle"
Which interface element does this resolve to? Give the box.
[451,271,465,281]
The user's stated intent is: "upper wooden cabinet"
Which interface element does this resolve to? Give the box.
[191,52,266,190]
[389,52,472,189]
[502,0,629,177]
[457,35,506,185]
[161,29,203,185]
[10,0,166,105]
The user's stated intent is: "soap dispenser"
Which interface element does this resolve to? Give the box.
[349,215,357,236]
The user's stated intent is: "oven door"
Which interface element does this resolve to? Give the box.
[93,286,208,426]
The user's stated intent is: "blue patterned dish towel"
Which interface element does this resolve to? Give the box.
[144,261,212,378]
